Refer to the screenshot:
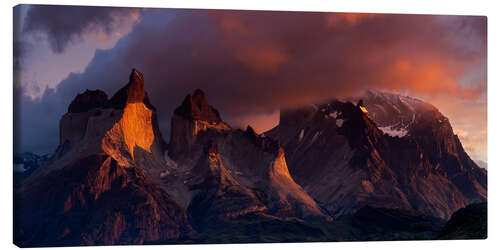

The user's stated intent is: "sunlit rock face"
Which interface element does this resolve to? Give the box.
[267,94,486,219]
[39,69,167,174]
[164,91,328,227]
[15,69,190,246]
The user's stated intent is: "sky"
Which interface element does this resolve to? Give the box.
[13,5,487,163]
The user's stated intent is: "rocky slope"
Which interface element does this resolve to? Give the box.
[267,92,486,219]
[186,141,267,228]
[14,69,192,246]
[14,155,192,247]
[360,91,487,205]
[163,90,328,228]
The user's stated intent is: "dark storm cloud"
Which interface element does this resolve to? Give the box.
[14,8,486,154]
[23,5,142,53]
[13,6,30,75]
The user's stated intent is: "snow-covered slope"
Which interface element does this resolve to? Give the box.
[355,90,437,138]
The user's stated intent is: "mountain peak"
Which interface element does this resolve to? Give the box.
[192,88,206,104]
[174,89,222,122]
[48,69,166,170]
[107,68,150,109]
[245,125,257,136]
[68,89,108,113]
[169,89,231,160]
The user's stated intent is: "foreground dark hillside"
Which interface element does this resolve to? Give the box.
[148,204,485,244]
[438,202,487,240]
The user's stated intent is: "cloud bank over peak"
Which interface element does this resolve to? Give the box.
[14,8,487,162]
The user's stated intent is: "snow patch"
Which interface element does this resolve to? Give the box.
[298,129,305,141]
[379,126,408,138]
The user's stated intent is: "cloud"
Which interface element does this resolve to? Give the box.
[22,5,142,53]
[14,8,486,157]
[326,13,379,27]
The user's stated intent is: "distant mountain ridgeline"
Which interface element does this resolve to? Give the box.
[13,152,50,184]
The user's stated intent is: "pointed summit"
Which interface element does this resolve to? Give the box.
[174,89,222,122]
[169,89,230,159]
[42,68,166,173]
[244,125,256,136]
[107,68,152,109]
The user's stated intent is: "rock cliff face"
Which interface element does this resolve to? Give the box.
[14,155,192,247]
[360,91,487,206]
[32,69,170,188]
[162,90,328,227]
[168,89,231,160]
[187,141,267,229]
[15,69,191,246]
[267,92,486,219]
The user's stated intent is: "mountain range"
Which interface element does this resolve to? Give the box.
[13,69,487,246]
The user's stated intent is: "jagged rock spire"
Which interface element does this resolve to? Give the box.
[107,68,152,109]
[174,89,222,122]
[169,89,231,160]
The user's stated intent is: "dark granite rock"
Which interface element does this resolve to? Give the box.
[438,202,487,239]
[68,89,108,113]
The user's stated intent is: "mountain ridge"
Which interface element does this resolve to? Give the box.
[14,71,486,246]
[267,91,486,219]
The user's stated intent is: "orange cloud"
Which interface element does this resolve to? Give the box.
[219,14,249,35]
[234,45,288,73]
[217,13,290,74]
[381,58,483,100]
[326,13,380,28]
